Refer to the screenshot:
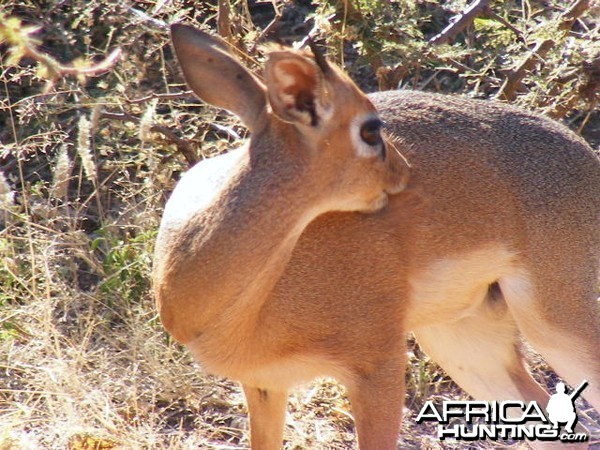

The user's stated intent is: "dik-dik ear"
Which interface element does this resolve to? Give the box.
[170,24,267,132]
[265,51,332,127]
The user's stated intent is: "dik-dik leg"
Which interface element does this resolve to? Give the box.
[345,352,406,450]
[243,386,288,450]
[413,290,548,405]
[500,267,600,414]
[413,283,591,449]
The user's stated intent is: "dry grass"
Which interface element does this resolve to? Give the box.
[1,1,599,449]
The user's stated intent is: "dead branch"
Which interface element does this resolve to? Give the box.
[21,46,121,89]
[547,56,600,119]
[496,0,591,102]
[496,39,554,101]
[218,0,233,41]
[55,49,122,76]
[0,15,121,92]
[150,125,197,166]
[558,0,590,31]
[428,0,491,46]
[100,111,137,122]
[100,111,198,166]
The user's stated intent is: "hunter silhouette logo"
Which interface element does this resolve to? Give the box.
[546,380,588,434]
[416,380,589,443]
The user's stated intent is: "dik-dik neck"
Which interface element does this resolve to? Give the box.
[158,124,324,344]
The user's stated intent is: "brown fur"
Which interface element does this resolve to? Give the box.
[154,25,600,449]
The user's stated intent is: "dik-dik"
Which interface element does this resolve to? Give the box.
[153,24,600,449]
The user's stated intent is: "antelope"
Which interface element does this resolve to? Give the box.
[153,24,600,449]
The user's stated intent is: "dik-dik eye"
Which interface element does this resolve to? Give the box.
[351,115,386,159]
[360,118,383,147]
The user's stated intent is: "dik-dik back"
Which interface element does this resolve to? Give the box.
[154,24,600,450]
[373,90,599,273]
[268,89,600,420]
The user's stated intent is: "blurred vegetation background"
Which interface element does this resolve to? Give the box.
[1,1,598,449]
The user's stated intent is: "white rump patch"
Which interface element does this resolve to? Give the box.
[160,146,245,229]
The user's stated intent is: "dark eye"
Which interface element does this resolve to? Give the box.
[360,118,383,147]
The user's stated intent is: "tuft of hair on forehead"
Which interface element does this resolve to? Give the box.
[306,38,331,75]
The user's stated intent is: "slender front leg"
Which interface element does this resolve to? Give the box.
[242,385,288,450]
[346,355,406,450]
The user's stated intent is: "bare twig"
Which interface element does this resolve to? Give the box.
[251,1,283,50]
[24,46,120,85]
[496,39,554,101]
[258,12,282,42]
[151,125,198,166]
[125,91,195,105]
[63,49,122,76]
[484,9,524,42]
[428,0,491,46]
[210,122,241,141]
[100,111,198,166]
[128,7,168,30]
[100,111,137,122]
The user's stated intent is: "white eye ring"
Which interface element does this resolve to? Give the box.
[351,114,384,158]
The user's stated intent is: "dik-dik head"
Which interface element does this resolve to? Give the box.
[170,24,408,214]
